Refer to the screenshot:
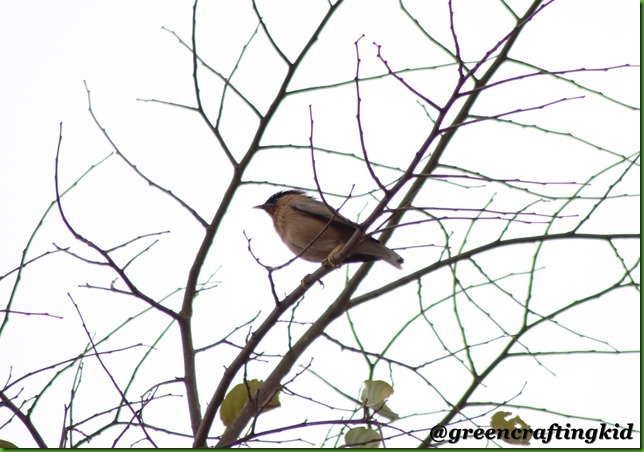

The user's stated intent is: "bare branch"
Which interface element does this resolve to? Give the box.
[53,124,179,320]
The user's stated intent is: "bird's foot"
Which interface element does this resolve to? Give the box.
[322,244,344,269]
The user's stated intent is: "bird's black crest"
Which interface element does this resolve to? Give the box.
[263,190,308,205]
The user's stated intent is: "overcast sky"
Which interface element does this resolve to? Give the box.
[0,1,640,448]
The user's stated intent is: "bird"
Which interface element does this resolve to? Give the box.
[254,190,403,269]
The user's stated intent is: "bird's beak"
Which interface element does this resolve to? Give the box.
[254,204,267,210]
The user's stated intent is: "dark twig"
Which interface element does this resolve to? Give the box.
[355,36,387,193]
[447,0,465,80]
[83,82,208,228]
[441,95,585,133]
[67,293,157,447]
[53,123,179,320]
[192,2,348,446]
[191,0,236,166]
[0,391,47,448]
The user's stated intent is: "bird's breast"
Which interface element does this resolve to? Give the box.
[280,217,346,262]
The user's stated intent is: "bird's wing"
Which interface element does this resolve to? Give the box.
[289,198,357,233]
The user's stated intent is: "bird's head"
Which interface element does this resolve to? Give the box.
[254,190,307,216]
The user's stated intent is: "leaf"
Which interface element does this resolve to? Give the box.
[220,379,280,427]
[360,380,393,407]
[490,411,532,445]
[373,402,399,421]
[345,427,382,448]
[360,380,399,420]
[0,439,18,448]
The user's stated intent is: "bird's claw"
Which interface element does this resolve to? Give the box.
[322,256,340,269]
[322,245,343,269]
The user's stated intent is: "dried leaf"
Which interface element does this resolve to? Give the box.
[490,411,532,445]
[220,379,280,427]
[345,427,382,448]
[360,380,399,420]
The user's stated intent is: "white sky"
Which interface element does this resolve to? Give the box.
[0,0,640,448]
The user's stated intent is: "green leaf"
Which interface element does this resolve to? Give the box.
[220,379,280,427]
[374,402,399,421]
[345,427,381,448]
[490,411,532,445]
[361,380,393,407]
[360,380,399,420]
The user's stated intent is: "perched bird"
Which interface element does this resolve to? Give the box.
[255,190,403,269]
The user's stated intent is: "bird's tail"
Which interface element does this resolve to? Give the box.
[353,238,404,269]
[378,245,404,269]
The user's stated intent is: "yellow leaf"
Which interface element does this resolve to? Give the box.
[490,411,532,445]
[374,402,399,421]
[220,379,280,427]
[345,427,381,448]
[361,380,393,407]
[360,380,398,420]
[0,439,18,448]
